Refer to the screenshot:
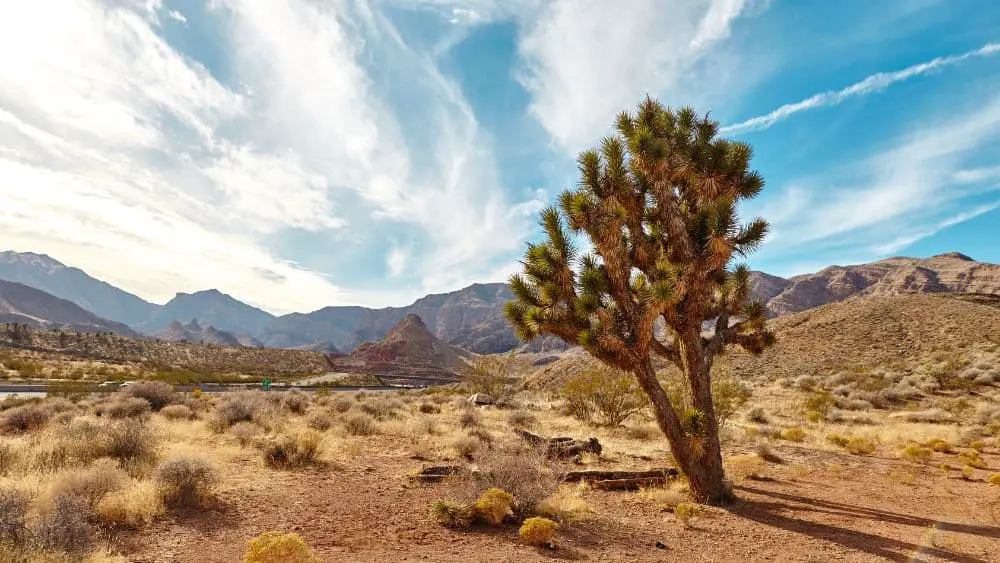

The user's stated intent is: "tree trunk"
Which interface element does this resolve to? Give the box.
[679,328,731,505]
[633,340,732,505]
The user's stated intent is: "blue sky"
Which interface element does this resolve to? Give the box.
[0,0,998,314]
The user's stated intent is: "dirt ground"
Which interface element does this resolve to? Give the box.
[124,437,1000,563]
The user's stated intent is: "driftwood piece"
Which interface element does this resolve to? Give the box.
[414,465,462,482]
[515,429,603,459]
[565,468,679,490]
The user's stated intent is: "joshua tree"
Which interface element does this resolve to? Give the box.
[505,97,774,504]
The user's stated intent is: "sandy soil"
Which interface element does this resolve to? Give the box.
[123,438,1000,562]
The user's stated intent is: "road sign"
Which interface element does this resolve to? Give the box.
[262,378,272,390]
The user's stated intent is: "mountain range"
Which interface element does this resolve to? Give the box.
[1,250,999,354]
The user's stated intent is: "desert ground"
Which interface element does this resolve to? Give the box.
[0,374,997,561]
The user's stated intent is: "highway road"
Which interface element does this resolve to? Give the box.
[0,382,402,394]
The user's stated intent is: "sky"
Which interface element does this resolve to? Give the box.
[1,0,999,314]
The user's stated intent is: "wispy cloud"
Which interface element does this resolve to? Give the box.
[723,41,1000,134]
[516,0,762,153]
[0,0,543,312]
[755,91,1000,265]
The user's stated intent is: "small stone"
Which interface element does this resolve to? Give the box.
[655,541,668,549]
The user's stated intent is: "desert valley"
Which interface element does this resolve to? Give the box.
[0,249,998,561]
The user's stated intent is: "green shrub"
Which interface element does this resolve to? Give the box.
[563,365,647,426]
[429,499,475,528]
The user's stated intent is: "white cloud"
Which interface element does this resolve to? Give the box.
[167,10,186,23]
[386,244,411,277]
[516,0,760,153]
[0,0,543,312]
[722,41,1000,134]
[756,92,1000,262]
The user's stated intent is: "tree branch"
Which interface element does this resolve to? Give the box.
[649,335,684,371]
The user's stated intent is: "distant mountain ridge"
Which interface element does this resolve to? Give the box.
[154,319,263,348]
[2,250,999,355]
[0,280,138,335]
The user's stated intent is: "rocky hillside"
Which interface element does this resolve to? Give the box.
[346,314,469,373]
[766,253,1000,316]
[0,251,155,325]
[0,280,138,335]
[154,319,263,348]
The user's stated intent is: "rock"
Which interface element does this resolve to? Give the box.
[468,393,494,406]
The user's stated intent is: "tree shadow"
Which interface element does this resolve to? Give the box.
[731,485,999,563]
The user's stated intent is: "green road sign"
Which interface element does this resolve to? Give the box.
[262,378,272,390]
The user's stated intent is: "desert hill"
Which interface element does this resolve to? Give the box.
[341,314,469,373]
[0,280,138,335]
[524,293,1000,393]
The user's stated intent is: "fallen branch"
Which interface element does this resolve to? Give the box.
[414,465,462,482]
[565,468,678,490]
[514,429,603,459]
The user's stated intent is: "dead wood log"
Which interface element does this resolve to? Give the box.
[565,468,679,490]
[515,429,602,458]
[414,464,462,482]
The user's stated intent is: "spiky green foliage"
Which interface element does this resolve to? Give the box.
[505,97,775,504]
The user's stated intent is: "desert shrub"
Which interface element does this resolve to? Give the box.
[901,444,933,463]
[563,365,647,426]
[230,421,262,446]
[450,435,482,459]
[282,391,309,415]
[210,392,273,432]
[626,422,660,441]
[745,407,769,424]
[462,352,519,407]
[755,442,784,464]
[49,460,127,509]
[458,409,480,429]
[1,403,52,433]
[780,427,806,442]
[465,444,563,516]
[725,454,765,480]
[970,440,985,452]
[358,399,400,421]
[121,381,174,411]
[0,443,16,476]
[803,390,835,418]
[989,473,1000,486]
[519,517,558,547]
[795,376,817,391]
[155,456,218,508]
[0,488,29,542]
[330,397,353,413]
[975,405,1000,425]
[429,499,475,528]
[959,451,986,469]
[35,493,95,554]
[674,502,699,527]
[105,420,157,474]
[418,402,440,414]
[928,358,973,391]
[474,488,514,526]
[244,531,319,563]
[306,411,332,431]
[262,431,322,469]
[711,374,752,428]
[94,481,163,528]
[343,413,376,436]
[925,438,953,453]
[507,410,537,428]
[845,436,876,455]
[468,427,494,448]
[825,409,878,425]
[105,397,152,419]
[159,404,193,421]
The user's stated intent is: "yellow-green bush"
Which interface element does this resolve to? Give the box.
[989,473,1000,486]
[474,488,514,526]
[845,436,876,455]
[901,444,932,463]
[925,438,953,453]
[674,502,698,527]
[780,427,806,442]
[959,450,986,469]
[244,531,319,563]
[519,517,558,547]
